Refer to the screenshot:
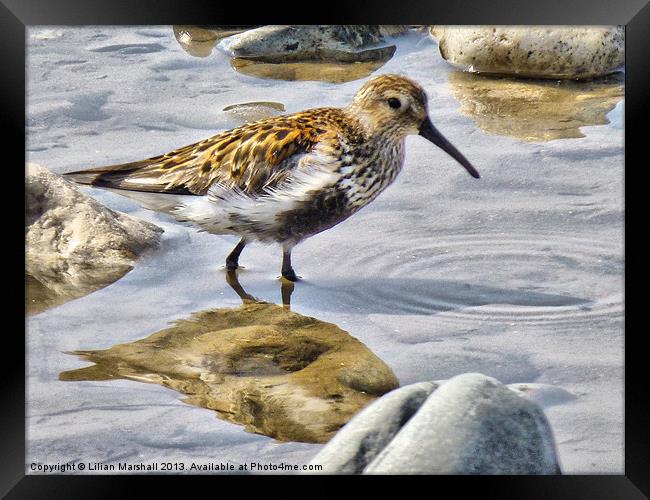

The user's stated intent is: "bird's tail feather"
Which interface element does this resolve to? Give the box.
[62,159,193,195]
[100,188,193,214]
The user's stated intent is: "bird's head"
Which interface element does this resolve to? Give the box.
[349,74,480,179]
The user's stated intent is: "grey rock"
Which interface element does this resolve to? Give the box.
[306,382,438,473]
[431,26,624,80]
[26,163,163,313]
[218,25,407,63]
[364,373,561,474]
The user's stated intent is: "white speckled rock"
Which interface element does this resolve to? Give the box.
[306,382,438,473]
[218,25,406,63]
[26,163,163,307]
[431,26,624,79]
[363,373,561,474]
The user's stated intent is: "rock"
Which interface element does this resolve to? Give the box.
[307,374,561,474]
[307,382,438,473]
[363,373,561,474]
[222,101,285,125]
[26,163,163,314]
[447,71,623,141]
[428,26,444,40]
[432,26,624,80]
[229,52,395,83]
[60,301,399,443]
[218,25,406,63]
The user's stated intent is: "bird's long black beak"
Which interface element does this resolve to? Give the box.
[419,117,480,179]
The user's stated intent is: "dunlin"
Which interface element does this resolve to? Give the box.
[65,74,479,281]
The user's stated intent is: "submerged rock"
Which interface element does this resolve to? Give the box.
[447,71,623,141]
[60,301,399,443]
[26,164,162,314]
[222,101,285,125]
[218,25,406,63]
[307,373,561,474]
[432,26,624,80]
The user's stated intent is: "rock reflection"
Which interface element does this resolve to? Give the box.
[26,272,115,316]
[230,48,395,83]
[60,271,399,443]
[447,71,624,141]
[172,26,255,58]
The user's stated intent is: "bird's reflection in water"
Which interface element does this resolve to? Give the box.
[60,271,398,443]
[225,270,296,309]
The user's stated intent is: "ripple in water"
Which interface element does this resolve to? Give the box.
[309,233,622,326]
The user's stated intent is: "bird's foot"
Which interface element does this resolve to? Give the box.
[281,269,300,282]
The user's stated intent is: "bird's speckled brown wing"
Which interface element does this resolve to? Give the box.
[64,108,351,196]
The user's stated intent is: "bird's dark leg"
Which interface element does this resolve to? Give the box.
[226,238,247,270]
[281,246,299,282]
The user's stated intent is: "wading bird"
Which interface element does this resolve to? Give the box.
[65,74,479,281]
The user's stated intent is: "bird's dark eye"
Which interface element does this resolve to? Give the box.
[387,97,401,109]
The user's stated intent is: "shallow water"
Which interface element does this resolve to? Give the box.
[26,26,623,473]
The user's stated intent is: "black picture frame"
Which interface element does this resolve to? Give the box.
[5,0,648,496]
